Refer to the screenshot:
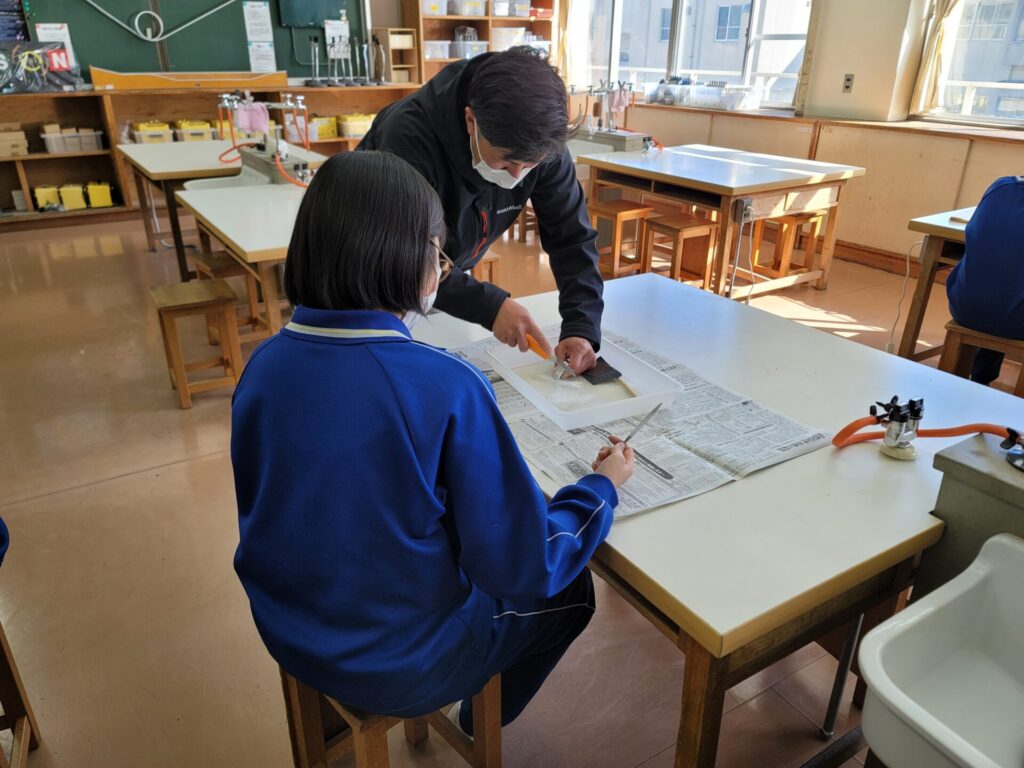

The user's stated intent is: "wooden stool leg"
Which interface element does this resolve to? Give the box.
[198,229,212,254]
[280,671,329,768]
[804,216,824,270]
[162,312,192,409]
[670,233,685,282]
[404,717,429,747]
[610,216,623,278]
[774,220,800,277]
[245,273,261,330]
[641,224,654,274]
[517,209,527,243]
[472,675,502,768]
[157,312,177,389]
[352,727,390,768]
[219,306,245,383]
[0,621,40,756]
[702,230,718,290]
[938,331,964,377]
[750,220,765,268]
[1013,362,1024,397]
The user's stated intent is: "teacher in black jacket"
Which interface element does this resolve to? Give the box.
[359,47,603,373]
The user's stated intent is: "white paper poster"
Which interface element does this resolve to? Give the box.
[242,1,274,42]
[34,23,77,67]
[248,41,277,73]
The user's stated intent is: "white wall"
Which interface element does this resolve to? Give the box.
[803,0,929,121]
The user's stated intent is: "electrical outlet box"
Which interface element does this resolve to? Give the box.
[842,74,855,93]
[733,197,753,220]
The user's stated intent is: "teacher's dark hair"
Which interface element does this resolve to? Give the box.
[468,46,577,164]
[284,151,445,313]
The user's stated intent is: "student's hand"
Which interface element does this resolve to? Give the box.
[591,436,635,488]
[556,337,597,374]
[493,298,549,354]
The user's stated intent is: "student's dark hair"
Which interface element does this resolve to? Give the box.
[468,47,577,164]
[284,151,445,313]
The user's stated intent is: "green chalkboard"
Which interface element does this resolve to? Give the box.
[22,0,365,79]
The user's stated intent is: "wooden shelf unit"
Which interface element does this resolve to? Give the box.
[374,27,422,84]
[0,84,418,226]
[402,0,558,82]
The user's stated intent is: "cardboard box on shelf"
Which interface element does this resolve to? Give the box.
[86,182,114,208]
[42,123,61,134]
[59,184,88,211]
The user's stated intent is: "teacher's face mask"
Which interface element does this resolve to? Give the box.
[471,123,533,190]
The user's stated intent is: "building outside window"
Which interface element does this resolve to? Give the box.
[661,8,672,41]
[929,0,1024,122]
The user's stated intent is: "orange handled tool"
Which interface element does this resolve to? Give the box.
[525,333,575,380]
[525,333,549,360]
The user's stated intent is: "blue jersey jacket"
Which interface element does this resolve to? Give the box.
[232,307,617,714]
[947,176,1024,338]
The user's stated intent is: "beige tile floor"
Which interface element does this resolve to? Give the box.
[0,219,1011,768]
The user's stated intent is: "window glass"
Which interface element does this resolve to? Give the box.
[715,4,742,41]
[931,0,1024,121]
[661,7,672,41]
[617,0,672,86]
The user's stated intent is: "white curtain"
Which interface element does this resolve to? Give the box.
[910,0,962,115]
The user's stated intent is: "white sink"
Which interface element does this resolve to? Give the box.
[860,534,1024,768]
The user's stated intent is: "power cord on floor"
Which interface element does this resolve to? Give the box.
[727,205,757,303]
[885,239,923,354]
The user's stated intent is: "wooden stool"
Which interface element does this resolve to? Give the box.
[639,213,720,289]
[191,250,265,344]
[588,199,654,278]
[281,669,502,768]
[513,205,537,243]
[939,321,1024,395]
[150,279,245,409]
[471,252,501,284]
[0,617,41,768]
[750,212,825,279]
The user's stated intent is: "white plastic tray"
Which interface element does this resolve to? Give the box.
[488,338,679,430]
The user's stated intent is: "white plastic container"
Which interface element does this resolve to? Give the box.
[448,0,486,14]
[422,0,446,15]
[511,0,531,16]
[41,129,104,153]
[132,129,174,144]
[492,0,510,14]
[491,26,526,50]
[488,338,679,431]
[450,40,488,59]
[423,40,452,59]
[719,85,763,111]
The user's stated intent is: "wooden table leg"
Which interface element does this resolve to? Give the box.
[897,235,944,358]
[133,166,157,252]
[259,261,285,334]
[712,197,736,295]
[814,185,845,290]
[162,181,191,282]
[675,634,728,768]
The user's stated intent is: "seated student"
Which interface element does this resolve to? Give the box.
[947,175,1024,385]
[232,151,634,733]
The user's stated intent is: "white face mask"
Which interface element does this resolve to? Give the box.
[471,123,533,190]
[403,261,442,330]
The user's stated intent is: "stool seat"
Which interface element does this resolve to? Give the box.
[588,199,654,217]
[190,249,248,278]
[150,278,244,409]
[472,251,501,284]
[149,278,237,311]
[282,669,502,768]
[646,213,717,233]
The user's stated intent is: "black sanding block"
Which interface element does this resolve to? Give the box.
[581,357,622,385]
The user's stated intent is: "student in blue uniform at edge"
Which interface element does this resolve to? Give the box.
[359,47,603,377]
[946,175,1024,385]
[231,151,635,735]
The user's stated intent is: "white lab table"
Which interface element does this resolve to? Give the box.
[118,140,322,281]
[175,185,303,334]
[579,145,865,297]
[415,273,1024,767]
[897,207,974,361]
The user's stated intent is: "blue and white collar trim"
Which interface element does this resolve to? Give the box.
[284,307,412,341]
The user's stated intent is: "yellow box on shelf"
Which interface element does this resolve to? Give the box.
[34,185,60,208]
[59,184,88,211]
[310,116,338,139]
[132,121,173,144]
[174,119,214,142]
[86,182,114,208]
[338,113,376,138]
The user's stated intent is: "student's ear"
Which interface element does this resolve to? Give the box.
[464,107,475,137]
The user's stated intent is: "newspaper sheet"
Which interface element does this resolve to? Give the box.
[451,327,830,518]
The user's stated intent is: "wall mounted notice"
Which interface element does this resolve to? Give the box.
[243,1,276,72]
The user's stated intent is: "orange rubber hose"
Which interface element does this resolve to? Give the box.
[274,153,308,188]
[832,420,1009,449]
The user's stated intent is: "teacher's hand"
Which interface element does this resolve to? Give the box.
[556,337,597,374]
[493,298,548,354]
